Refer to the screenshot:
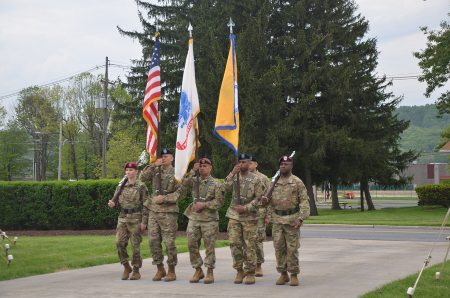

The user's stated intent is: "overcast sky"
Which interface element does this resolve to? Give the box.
[0,0,449,113]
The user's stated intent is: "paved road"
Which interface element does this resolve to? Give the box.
[317,199,418,209]
[2,227,449,298]
[302,226,450,242]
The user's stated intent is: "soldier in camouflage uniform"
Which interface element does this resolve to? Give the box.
[262,156,310,286]
[221,153,266,285]
[139,149,184,282]
[248,155,270,277]
[108,162,149,280]
[181,158,224,284]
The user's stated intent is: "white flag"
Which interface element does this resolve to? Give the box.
[175,39,200,182]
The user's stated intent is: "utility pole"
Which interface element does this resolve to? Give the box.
[100,57,115,179]
[58,121,62,180]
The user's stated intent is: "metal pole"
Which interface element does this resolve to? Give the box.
[58,121,62,180]
[102,57,108,179]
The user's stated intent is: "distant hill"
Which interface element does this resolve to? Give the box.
[396,104,450,164]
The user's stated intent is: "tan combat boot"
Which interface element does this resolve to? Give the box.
[130,266,141,280]
[164,265,176,281]
[245,272,255,284]
[189,267,204,283]
[255,263,263,277]
[121,262,132,280]
[234,269,245,284]
[276,272,290,285]
[204,268,214,284]
[152,263,166,281]
[290,274,299,286]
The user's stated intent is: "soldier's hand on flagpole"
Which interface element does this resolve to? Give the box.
[236,205,246,214]
[192,162,200,172]
[232,164,241,174]
[261,196,269,204]
[265,218,270,226]
[140,223,146,230]
[154,158,163,167]
[156,195,164,204]
[108,200,115,208]
[194,201,205,211]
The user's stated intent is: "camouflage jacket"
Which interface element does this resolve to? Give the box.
[116,180,149,223]
[221,171,266,221]
[267,174,310,226]
[254,171,270,219]
[139,164,184,223]
[182,170,225,221]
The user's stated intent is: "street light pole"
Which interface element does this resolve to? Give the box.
[58,121,62,180]
[102,57,108,179]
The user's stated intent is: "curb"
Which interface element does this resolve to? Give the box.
[303,224,450,230]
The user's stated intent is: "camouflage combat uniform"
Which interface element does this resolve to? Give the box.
[140,164,183,266]
[222,172,266,273]
[254,171,270,265]
[115,180,149,268]
[267,175,310,274]
[182,170,224,269]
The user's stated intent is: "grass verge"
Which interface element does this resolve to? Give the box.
[359,262,450,298]
[308,206,450,227]
[0,235,229,282]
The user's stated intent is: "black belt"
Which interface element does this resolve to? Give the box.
[120,207,142,214]
[274,207,299,216]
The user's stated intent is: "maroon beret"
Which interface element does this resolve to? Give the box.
[124,162,138,169]
[278,156,293,165]
[199,158,212,165]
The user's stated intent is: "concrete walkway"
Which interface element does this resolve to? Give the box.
[1,237,448,298]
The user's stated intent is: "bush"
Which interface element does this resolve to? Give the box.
[0,180,234,232]
[415,184,450,208]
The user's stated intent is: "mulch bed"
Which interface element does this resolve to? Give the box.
[4,230,272,241]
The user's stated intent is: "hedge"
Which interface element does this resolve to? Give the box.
[415,184,450,208]
[0,180,234,232]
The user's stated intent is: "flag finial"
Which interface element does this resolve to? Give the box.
[188,22,193,38]
[227,18,235,35]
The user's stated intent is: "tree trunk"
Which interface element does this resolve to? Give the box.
[70,142,78,180]
[331,183,341,210]
[304,165,319,216]
[363,180,376,211]
[360,182,364,212]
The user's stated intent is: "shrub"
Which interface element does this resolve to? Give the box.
[0,180,234,232]
[415,184,450,208]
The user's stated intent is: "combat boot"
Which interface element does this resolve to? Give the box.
[130,266,141,280]
[276,272,290,285]
[121,262,132,280]
[290,274,299,286]
[152,263,166,281]
[189,267,204,283]
[234,269,245,284]
[245,272,255,284]
[204,268,214,284]
[164,265,176,281]
[255,263,263,277]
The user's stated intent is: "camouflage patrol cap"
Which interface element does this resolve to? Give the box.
[161,148,174,155]
[249,155,257,162]
[278,156,293,165]
[125,162,138,169]
[238,153,250,160]
[199,158,212,165]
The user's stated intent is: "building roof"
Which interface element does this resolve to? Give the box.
[439,140,450,153]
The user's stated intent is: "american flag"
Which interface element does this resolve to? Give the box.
[143,32,161,163]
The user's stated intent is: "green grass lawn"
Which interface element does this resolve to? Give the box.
[308,206,450,226]
[359,262,450,298]
[0,235,229,282]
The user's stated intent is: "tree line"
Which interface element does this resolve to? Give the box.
[0,0,424,215]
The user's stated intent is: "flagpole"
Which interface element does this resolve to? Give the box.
[189,23,201,208]
[156,25,162,194]
[228,18,240,206]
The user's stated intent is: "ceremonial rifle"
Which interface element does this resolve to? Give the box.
[110,150,148,206]
[263,151,296,201]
